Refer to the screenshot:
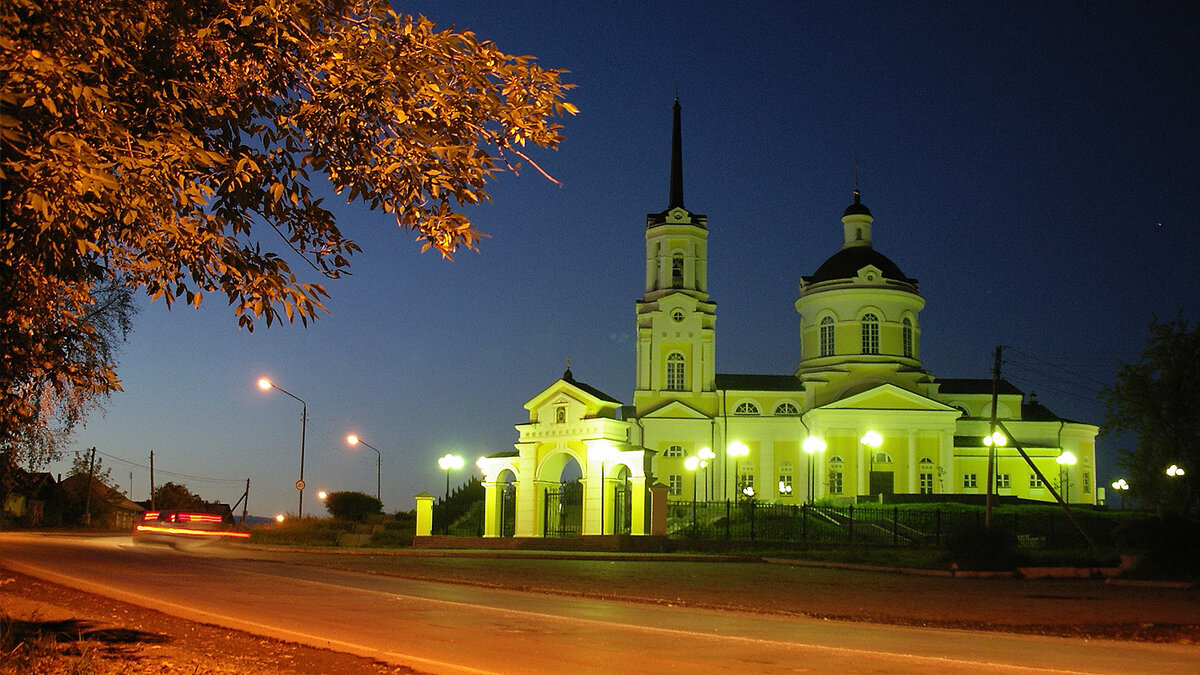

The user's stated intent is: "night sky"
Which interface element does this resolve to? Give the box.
[57,1,1200,516]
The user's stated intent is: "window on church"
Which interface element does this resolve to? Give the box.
[996,473,1011,489]
[1029,474,1044,489]
[739,473,754,492]
[819,316,835,356]
[828,471,843,494]
[872,452,892,464]
[734,401,759,415]
[1082,472,1090,492]
[665,352,686,391]
[920,473,933,494]
[861,313,880,354]
[963,473,978,489]
[903,318,914,358]
[663,445,684,458]
[668,474,682,495]
[778,473,792,496]
[555,406,566,424]
[774,402,799,416]
[671,253,684,288]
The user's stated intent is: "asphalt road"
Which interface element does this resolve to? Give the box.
[2,533,1197,674]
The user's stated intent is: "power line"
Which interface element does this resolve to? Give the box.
[1006,346,1114,389]
[1005,373,1102,406]
[92,449,243,485]
[1003,360,1105,398]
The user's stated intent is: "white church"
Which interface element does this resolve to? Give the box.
[473,101,1098,538]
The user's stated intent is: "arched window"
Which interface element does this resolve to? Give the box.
[872,452,893,464]
[861,313,880,354]
[774,402,799,416]
[902,317,914,358]
[671,253,684,288]
[663,445,684,458]
[665,352,686,391]
[734,401,760,415]
[819,316,835,356]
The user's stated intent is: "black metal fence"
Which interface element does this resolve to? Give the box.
[543,482,583,537]
[667,500,1108,549]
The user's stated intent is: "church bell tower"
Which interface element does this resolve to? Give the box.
[633,99,717,415]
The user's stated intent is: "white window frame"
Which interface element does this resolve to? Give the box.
[902,317,914,358]
[734,401,760,415]
[665,352,686,391]
[861,313,880,355]
[819,316,835,356]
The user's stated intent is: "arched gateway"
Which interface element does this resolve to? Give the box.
[476,369,652,537]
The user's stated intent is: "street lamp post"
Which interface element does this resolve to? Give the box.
[438,453,464,502]
[860,430,882,498]
[346,435,382,501]
[686,454,700,528]
[802,436,827,505]
[437,453,464,535]
[1056,450,1077,503]
[258,378,307,518]
[699,447,716,501]
[726,441,749,501]
[1110,478,1129,509]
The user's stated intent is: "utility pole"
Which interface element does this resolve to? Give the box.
[985,346,1002,528]
[149,451,156,510]
[83,446,96,525]
[231,478,251,526]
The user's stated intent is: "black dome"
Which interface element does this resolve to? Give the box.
[807,246,915,286]
[842,189,872,217]
[843,201,872,217]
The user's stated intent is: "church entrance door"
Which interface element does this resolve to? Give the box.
[869,471,894,496]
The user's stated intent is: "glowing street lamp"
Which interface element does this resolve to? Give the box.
[437,453,465,502]
[861,431,882,497]
[685,454,708,528]
[727,441,749,500]
[1057,450,1077,503]
[802,436,827,505]
[698,447,716,500]
[346,434,383,501]
[1167,464,1186,477]
[982,431,1007,447]
[317,490,328,501]
[1110,478,1129,509]
[258,377,308,518]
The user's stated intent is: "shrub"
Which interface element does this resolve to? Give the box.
[324,491,382,523]
[945,521,1020,571]
[1113,513,1200,580]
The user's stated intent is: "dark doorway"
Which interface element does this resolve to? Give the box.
[869,471,894,496]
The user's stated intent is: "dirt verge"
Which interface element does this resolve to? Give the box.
[1,569,420,674]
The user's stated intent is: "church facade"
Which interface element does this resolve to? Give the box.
[475,101,1098,538]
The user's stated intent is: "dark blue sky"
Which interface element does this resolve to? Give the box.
[61,1,1200,515]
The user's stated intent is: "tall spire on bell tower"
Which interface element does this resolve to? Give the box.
[668,97,684,209]
[636,99,716,413]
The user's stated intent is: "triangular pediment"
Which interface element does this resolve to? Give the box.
[525,378,621,412]
[639,399,711,420]
[821,383,956,412]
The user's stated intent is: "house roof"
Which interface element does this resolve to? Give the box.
[715,373,804,392]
